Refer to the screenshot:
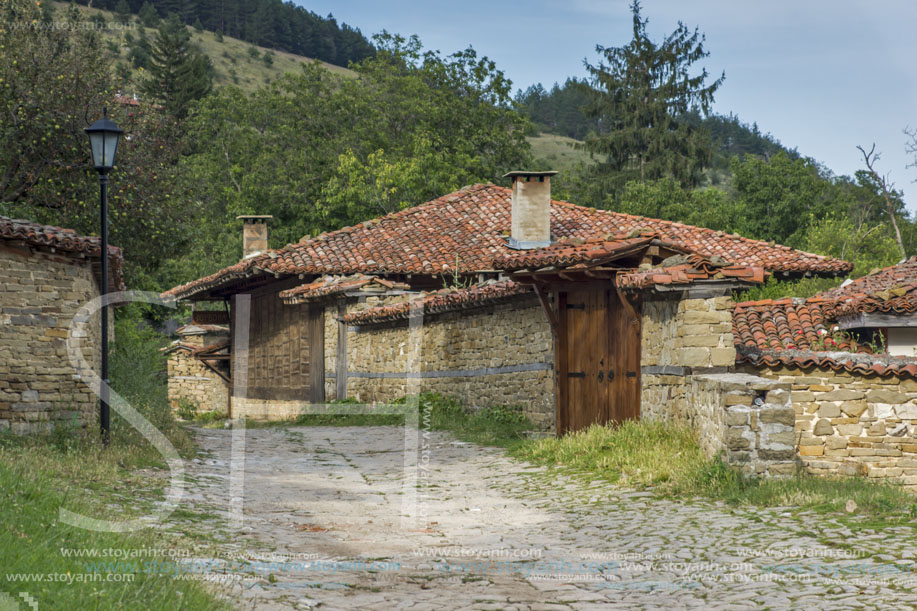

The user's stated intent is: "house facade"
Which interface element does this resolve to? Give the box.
[0,216,122,434]
[164,173,869,477]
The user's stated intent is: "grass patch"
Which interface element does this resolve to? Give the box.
[245,393,533,447]
[0,434,227,609]
[0,313,225,608]
[512,420,917,528]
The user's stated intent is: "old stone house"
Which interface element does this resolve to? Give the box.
[0,216,122,434]
[164,172,885,479]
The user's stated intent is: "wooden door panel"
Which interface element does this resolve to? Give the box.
[558,288,640,434]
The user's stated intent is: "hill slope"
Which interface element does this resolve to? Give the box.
[52,1,353,95]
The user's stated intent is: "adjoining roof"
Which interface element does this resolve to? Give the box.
[616,254,766,290]
[0,215,125,291]
[732,295,917,377]
[821,257,917,317]
[279,275,410,305]
[340,280,532,326]
[733,297,848,352]
[164,183,852,301]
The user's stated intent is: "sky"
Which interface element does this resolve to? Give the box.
[299,0,917,210]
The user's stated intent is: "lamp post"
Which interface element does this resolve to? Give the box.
[85,108,122,445]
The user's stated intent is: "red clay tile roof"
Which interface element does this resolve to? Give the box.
[340,280,532,326]
[493,233,666,271]
[733,298,849,352]
[733,296,917,377]
[279,275,410,304]
[0,215,125,290]
[819,257,917,317]
[617,254,766,290]
[165,184,851,300]
[738,351,917,378]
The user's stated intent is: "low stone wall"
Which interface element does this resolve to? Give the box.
[339,297,555,430]
[689,374,796,476]
[0,248,101,434]
[741,362,917,490]
[165,336,229,415]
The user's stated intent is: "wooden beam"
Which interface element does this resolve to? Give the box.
[198,358,231,385]
[614,280,640,326]
[533,283,558,331]
[336,301,348,400]
[838,312,917,329]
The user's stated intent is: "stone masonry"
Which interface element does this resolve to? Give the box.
[741,363,917,490]
[0,248,101,434]
[164,325,229,416]
[323,295,556,430]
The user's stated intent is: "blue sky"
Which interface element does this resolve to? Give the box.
[299,1,917,210]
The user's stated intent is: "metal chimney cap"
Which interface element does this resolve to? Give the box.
[503,170,558,179]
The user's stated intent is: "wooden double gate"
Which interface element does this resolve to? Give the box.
[555,288,641,434]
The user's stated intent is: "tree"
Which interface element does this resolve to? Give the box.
[114,0,131,24]
[141,14,213,120]
[580,1,724,197]
[0,1,110,204]
[857,143,907,260]
[138,1,159,28]
[175,35,532,280]
[0,1,193,289]
[730,152,831,245]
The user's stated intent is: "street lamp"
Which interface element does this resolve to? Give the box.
[85,108,122,445]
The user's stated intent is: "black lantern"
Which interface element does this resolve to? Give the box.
[85,108,123,172]
[85,108,122,445]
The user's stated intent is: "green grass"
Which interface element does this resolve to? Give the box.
[51,1,353,94]
[0,312,225,608]
[0,433,227,609]
[243,393,533,448]
[511,420,917,529]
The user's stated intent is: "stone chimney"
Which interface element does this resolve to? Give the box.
[504,171,557,249]
[236,215,272,259]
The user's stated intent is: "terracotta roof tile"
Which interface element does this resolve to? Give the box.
[820,257,917,317]
[0,215,125,291]
[732,293,917,377]
[165,184,852,300]
[617,254,766,290]
[340,280,531,326]
[279,274,410,304]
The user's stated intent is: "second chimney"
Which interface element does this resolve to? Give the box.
[504,171,557,250]
[237,215,273,259]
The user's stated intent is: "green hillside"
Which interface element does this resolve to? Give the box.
[51,1,353,94]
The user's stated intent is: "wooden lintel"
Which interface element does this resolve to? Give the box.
[839,312,917,329]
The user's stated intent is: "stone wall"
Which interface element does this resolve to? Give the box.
[640,295,736,423]
[688,374,796,476]
[165,331,229,415]
[741,362,917,490]
[636,295,797,475]
[0,248,101,434]
[334,296,555,429]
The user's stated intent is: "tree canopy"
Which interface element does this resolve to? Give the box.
[579,1,725,195]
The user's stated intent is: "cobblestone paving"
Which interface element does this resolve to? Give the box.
[177,426,917,609]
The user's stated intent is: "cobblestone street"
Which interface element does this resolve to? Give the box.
[179,426,917,609]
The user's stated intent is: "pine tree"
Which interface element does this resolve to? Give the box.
[581,1,725,195]
[138,1,159,28]
[141,14,213,120]
[114,0,131,24]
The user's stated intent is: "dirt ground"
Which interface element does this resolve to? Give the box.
[172,425,917,610]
